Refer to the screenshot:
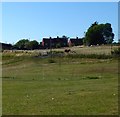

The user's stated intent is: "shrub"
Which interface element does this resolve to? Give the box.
[51,51,64,54]
[111,47,120,57]
[48,59,56,63]
[56,43,61,48]
[86,76,100,79]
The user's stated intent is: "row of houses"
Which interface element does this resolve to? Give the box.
[0,36,83,50]
[41,36,83,49]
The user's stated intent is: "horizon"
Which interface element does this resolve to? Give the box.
[2,2,118,44]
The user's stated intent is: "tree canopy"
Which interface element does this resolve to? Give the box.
[14,39,39,50]
[27,40,39,50]
[84,22,114,46]
[14,39,29,50]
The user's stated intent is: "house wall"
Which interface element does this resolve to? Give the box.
[0,43,13,50]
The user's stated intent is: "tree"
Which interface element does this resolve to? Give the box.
[84,22,114,46]
[103,23,114,44]
[14,39,29,50]
[62,35,68,39]
[90,21,98,28]
[22,40,39,50]
[28,40,39,50]
[14,39,39,50]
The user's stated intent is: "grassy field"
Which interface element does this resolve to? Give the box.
[2,46,119,115]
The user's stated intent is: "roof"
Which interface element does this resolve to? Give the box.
[0,42,12,47]
[69,38,83,43]
[43,37,68,43]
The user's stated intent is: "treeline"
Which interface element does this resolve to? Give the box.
[13,39,40,50]
[1,21,120,50]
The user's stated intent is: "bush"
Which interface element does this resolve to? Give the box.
[51,51,64,54]
[56,43,61,48]
[48,59,56,63]
[111,47,120,57]
[85,76,100,79]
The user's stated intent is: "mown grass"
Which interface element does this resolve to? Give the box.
[2,52,118,115]
[2,45,119,115]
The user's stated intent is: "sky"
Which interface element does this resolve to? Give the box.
[2,2,118,44]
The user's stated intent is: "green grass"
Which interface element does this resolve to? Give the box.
[2,47,118,115]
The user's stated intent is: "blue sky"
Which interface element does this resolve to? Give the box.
[2,2,118,44]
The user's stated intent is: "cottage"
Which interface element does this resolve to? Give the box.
[53,36,68,48]
[68,37,83,47]
[42,36,68,49]
[42,37,53,49]
[0,42,13,50]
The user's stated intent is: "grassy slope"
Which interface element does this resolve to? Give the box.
[2,54,118,115]
[2,45,119,115]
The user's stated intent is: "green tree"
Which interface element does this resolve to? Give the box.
[84,22,114,46]
[62,35,68,39]
[103,23,114,44]
[14,39,29,50]
[90,21,98,28]
[28,40,39,50]
[14,39,39,50]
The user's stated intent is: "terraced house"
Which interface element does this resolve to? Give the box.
[42,36,84,49]
[0,42,13,50]
[42,36,68,49]
[68,37,83,46]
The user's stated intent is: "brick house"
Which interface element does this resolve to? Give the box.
[68,37,83,46]
[42,36,68,48]
[0,42,13,50]
[42,37,54,49]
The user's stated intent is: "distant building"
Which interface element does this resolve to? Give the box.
[53,36,68,48]
[0,42,13,50]
[42,36,68,48]
[42,37,53,49]
[68,37,83,46]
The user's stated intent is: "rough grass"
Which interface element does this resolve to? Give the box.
[53,45,119,55]
[2,53,118,115]
[2,45,119,56]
